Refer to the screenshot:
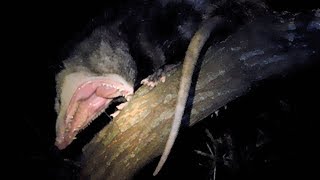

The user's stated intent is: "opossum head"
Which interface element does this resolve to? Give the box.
[55,72,134,150]
[54,27,137,149]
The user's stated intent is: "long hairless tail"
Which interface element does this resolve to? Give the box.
[153,16,225,176]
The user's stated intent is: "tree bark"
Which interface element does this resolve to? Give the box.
[80,12,319,180]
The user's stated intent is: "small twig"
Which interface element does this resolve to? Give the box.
[213,165,216,180]
[205,129,215,144]
[194,150,215,159]
[206,142,214,156]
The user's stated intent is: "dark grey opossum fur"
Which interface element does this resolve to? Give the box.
[57,0,268,86]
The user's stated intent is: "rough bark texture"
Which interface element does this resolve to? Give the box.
[80,13,319,180]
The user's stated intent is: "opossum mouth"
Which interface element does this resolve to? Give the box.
[55,76,133,150]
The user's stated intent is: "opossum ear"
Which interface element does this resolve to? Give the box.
[55,72,134,150]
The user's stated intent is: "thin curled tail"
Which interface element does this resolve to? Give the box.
[153,16,225,176]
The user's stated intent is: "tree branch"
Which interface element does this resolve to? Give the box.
[80,13,319,180]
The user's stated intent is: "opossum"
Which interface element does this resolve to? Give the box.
[53,0,267,174]
[54,0,214,151]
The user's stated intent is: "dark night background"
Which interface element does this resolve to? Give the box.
[20,0,319,179]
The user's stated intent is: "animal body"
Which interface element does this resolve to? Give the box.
[54,0,209,150]
[53,0,267,174]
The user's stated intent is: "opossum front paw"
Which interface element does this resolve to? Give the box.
[141,64,180,88]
